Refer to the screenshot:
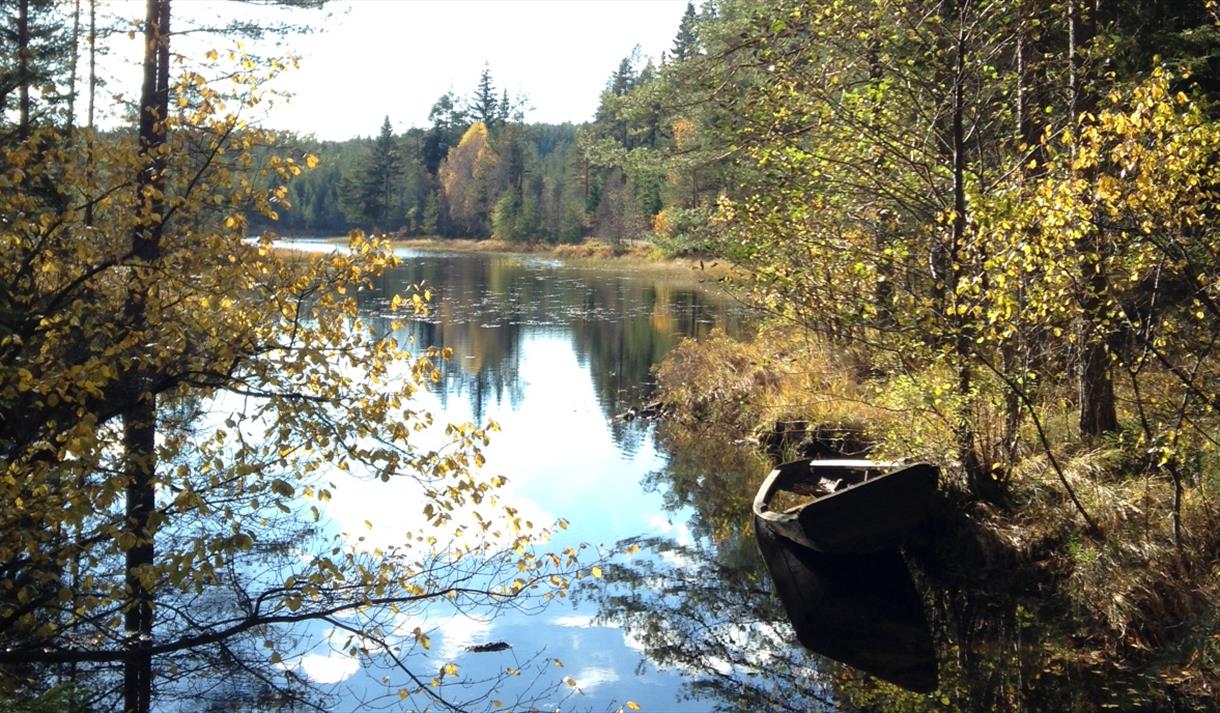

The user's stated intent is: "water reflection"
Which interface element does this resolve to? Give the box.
[586,532,839,712]
[345,247,758,710]
[274,242,1216,709]
[641,426,765,542]
[361,252,744,425]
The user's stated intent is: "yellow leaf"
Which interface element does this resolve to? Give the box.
[591,566,603,578]
[413,627,431,650]
[626,702,641,711]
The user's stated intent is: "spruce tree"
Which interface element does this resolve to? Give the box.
[423,90,468,174]
[671,2,698,62]
[339,115,403,229]
[0,0,76,141]
[497,87,511,126]
[471,64,498,127]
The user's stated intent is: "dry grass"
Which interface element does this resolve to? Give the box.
[654,323,889,443]
[957,436,1220,705]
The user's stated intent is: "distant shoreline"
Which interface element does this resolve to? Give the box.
[381,236,653,258]
[308,234,735,279]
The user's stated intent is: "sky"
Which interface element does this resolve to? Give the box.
[101,0,690,140]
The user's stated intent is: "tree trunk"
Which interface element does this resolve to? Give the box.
[122,402,156,713]
[67,0,81,131]
[1003,0,1042,457]
[1078,330,1118,434]
[84,0,96,227]
[17,0,30,139]
[1069,0,1119,437]
[866,35,896,331]
[123,2,170,712]
[950,23,985,496]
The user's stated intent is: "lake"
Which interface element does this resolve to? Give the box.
[282,242,759,710]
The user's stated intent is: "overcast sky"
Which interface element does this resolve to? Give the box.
[101,0,689,140]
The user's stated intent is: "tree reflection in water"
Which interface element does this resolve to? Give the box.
[359,251,750,424]
[585,533,838,712]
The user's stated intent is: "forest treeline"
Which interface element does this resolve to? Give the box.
[271,3,713,245]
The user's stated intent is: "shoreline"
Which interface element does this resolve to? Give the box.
[320,234,737,279]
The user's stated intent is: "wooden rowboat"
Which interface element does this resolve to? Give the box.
[753,459,938,554]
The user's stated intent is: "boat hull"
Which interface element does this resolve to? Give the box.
[753,459,938,554]
[753,514,938,693]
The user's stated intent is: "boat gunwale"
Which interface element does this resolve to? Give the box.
[753,459,903,519]
[752,458,935,552]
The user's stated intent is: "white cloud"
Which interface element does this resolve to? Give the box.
[298,653,360,684]
[646,514,675,533]
[659,547,694,570]
[390,612,496,663]
[704,655,734,676]
[622,628,648,656]
[573,666,620,691]
[645,515,692,545]
[551,614,596,629]
[674,522,692,547]
[436,615,495,662]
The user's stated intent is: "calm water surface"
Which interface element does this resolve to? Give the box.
[289,242,758,710]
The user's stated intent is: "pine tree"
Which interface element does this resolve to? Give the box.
[0,0,75,141]
[609,55,636,97]
[471,64,498,127]
[671,1,698,62]
[497,88,511,126]
[423,90,467,175]
[339,115,403,229]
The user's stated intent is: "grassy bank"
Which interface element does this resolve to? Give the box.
[308,234,739,279]
[385,236,652,259]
